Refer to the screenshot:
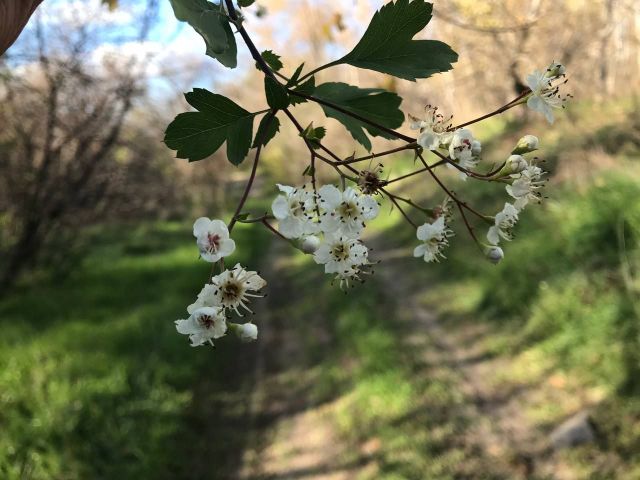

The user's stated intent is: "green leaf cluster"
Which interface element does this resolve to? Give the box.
[165,1,459,165]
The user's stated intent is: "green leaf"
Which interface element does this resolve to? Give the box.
[169,0,238,68]
[264,77,290,110]
[312,82,404,151]
[237,0,255,6]
[338,0,457,81]
[252,114,280,148]
[288,76,315,106]
[286,63,305,87]
[164,88,254,165]
[259,50,283,72]
[299,122,326,150]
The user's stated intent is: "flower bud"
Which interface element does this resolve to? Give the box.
[300,235,321,254]
[500,155,528,176]
[484,245,504,264]
[236,322,258,342]
[544,62,566,79]
[511,135,539,155]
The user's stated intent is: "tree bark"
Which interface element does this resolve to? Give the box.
[0,0,44,56]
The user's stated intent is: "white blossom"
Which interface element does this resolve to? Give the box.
[506,163,546,210]
[413,216,452,263]
[318,185,379,238]
[187,283,218,314]
[193,217,236,263]
[410,106,452,150]
[313,233,369,275]
[447,128,481,179]
[271,184,318,239]
[526,62,568,124]
[331,267,371,290]
[210,264,267,316]
[487,203,519,245]
[176,306,227,347]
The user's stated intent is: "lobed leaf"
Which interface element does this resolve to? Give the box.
[260,50,283,72]
[164,88,254,165]
[338,0,457,81]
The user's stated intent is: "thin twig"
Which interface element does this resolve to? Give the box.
[336,143,418,165]
[380,187,417,228]
[228,114,274,233]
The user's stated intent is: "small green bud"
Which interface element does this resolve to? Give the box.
[497,154,528,177]
[230,322,258,342]
[511,135,539,155]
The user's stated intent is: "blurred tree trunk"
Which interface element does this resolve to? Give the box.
[0,0,44,55]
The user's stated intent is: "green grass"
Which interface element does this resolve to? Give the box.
[0,222,271,480]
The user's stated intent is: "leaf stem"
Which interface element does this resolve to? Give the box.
[336,143,418,165]
[227,113,274,233]
[295,60,341,83]
[287,89,415,143]
[451,90,530,130]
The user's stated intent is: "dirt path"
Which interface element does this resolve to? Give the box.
[232,240,582,479]
[238,242,359,480]
[377,247,584,479]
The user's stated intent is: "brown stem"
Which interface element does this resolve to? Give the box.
[451,90,530,130]
[336,143,418,166]
[223,0,277,80]
[227,114,274,233]
[379,187,417,228]
[288,89,415,143]
[262,218,289,241]
[417,153,489,223]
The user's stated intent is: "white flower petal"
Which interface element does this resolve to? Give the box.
[271,195,290,220]
[413,244,427,258]
[487,226,500,245]
[218,238,236,258]
[319,184,342,208]
[193,217,213,237]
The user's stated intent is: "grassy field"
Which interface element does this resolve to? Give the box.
[0,222,273,479]
[1,99,640,479]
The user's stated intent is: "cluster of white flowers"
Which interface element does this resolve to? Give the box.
[485,133,547,258]
[174,60,570,348]
[411,109,482,180]
[175,217,265,347]
[409,105,452,150]
[271,183,379,288]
